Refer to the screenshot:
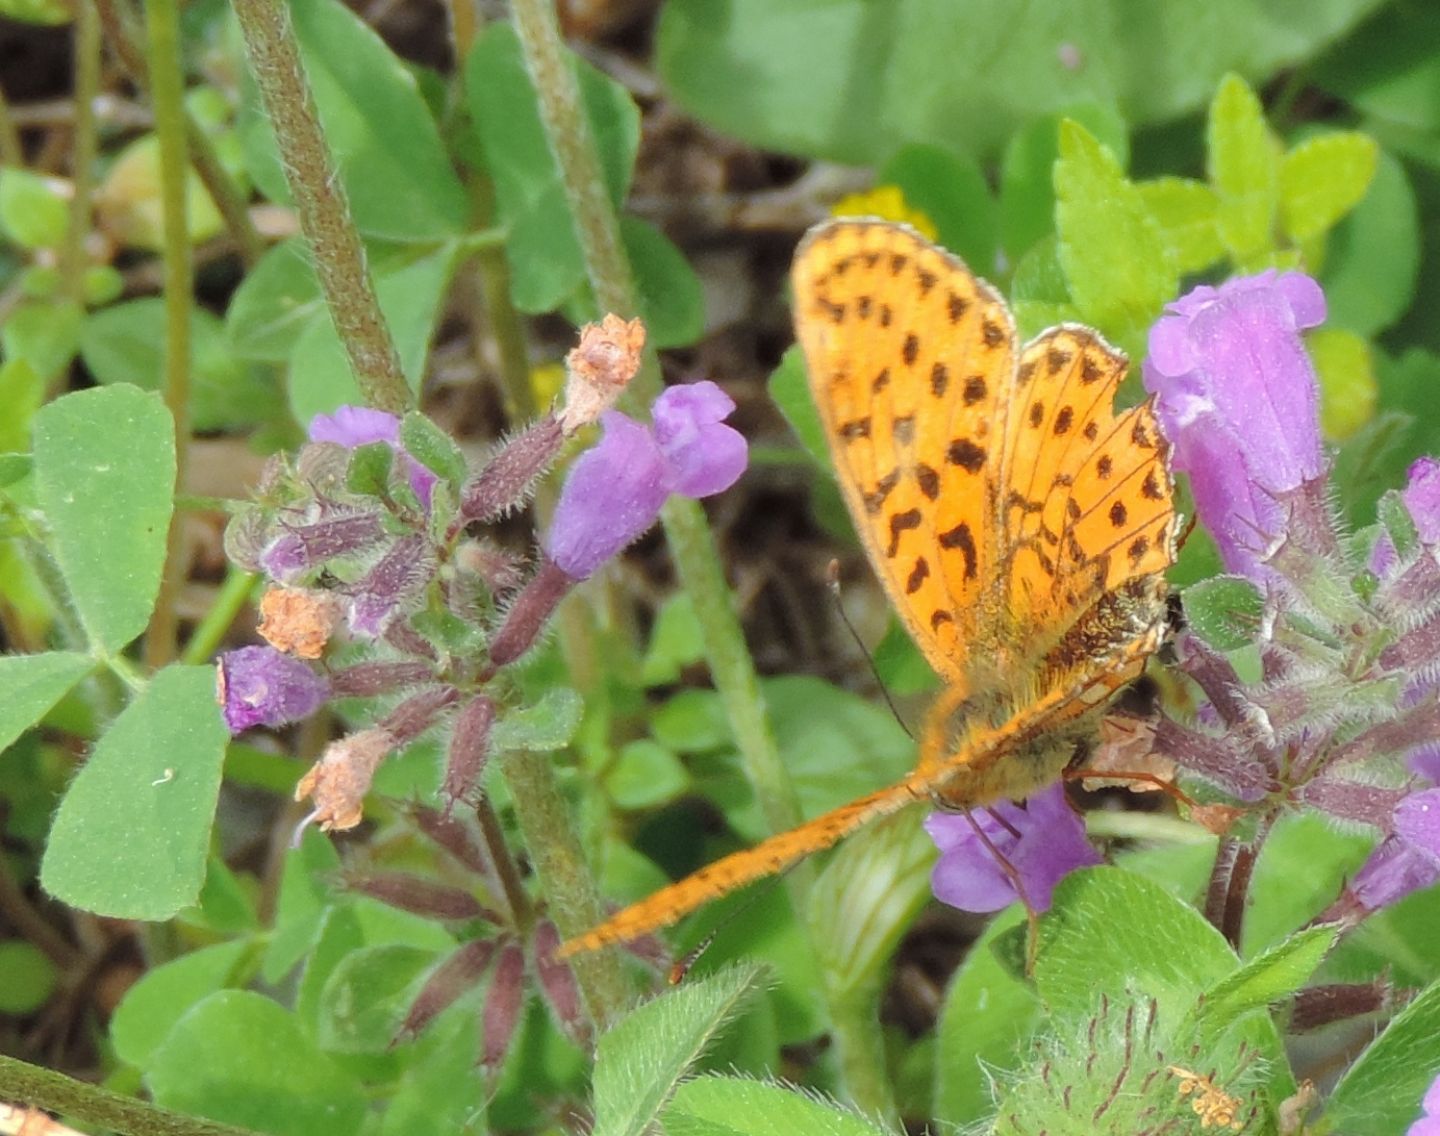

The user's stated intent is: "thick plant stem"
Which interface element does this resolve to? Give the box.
[495,747,629,1029]
[0,1054,263,1136]
[232,0,410,415]
[61,0,101,307]
[94,0,265,267]
[141,0,191,670]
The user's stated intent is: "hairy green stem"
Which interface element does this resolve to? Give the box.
[0,1054,264,1136]
[61,0,101,307]
[495,747,630,1028]
[94,0,266,267]
[140,0,192,670]
[469,180,535,421]
[232,0,410,414]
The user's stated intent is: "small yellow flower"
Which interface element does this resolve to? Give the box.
[830,185,938,241]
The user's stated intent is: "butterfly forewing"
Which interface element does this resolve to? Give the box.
[792,220,1015,683]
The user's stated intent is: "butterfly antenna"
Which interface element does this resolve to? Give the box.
[826,559,914,739]
[666,868,796,983]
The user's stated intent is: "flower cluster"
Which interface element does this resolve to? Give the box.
[216,315,746,833]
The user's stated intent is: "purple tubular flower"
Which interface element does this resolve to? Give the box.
[1410,1073,1440,1136]
[1348,788,1440,913]
[217,645,329,734]
[545,381,747,580]
[308,406,437,509]
[1143,271,1327,583]
[922,784,1101,914]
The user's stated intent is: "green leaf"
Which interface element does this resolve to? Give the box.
[0,167,69,248]
[238,0,468,241]
[400,411,468,490]
[0,357,42,454]
[1312,2,1440,135]
[1331,409,1416,529]
[147,990,368,1136]
[80,299,281,431]
[1182,575,1263,651]
[768,345,827,467]
[808,811,932,1002]
[1036,867,1237,1021]
[641,592,707,687]
[378,1012,482,1136]
[1310,326,1377,441]
[605,738,691,809]
[933,909,1039,1128]
[316,943,442,1053]
[665,1075,895,1136]
[32,385,174,653]
[622,216,705,349]
[592,963,766,1136]
[0,651,92,755]
[111,940,254,1067]
[0,941,57,1013]
[1001,105,1129,261]
[2,300,82,381]
[262,829,342,983]
[1320,150,1420,336]
[1187,924,1337,1048]
[1325,979,1440,1136]
[1054,121,1175,348]
[1207,74,1281,265]
[1137,176,1223,274]
[1280,132,1378,242]
[287,243,460,423]
[225,237,324,362]
[651,688,732,754]
[346,440,394,499]
[466,22,640,312]
[492,686,583,751]
[656,0,1382,167]
[881,143,998,272]
[1378,489,1420,562]
[1241,813,1374,956]
[40,665,228,918]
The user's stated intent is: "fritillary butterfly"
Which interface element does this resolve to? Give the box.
[560,220,1177,957]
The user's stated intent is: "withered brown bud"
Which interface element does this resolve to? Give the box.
[329,660,437,698]
[395,939,496,1044]
[559,314,645,435]
[531,921,586,1043]
[488,560,575,668]
[407,803,490,876]
[295,728,392,831]
[482,943,526,1070]
[343,871,493,922]
[258,586,343,660]
[443,696,497,814]
[379,686,461,746]
[457,414,566,527]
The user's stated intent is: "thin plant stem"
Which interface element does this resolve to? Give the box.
[231,0,410,415]
[60,0,101,309]
[475,796,533,927]
[180,567,259,665]
[0,1054,264,1136]
[140,0,192,670]
[445,0,478,61]
[0,77,22,165]
[468,179,535,421]
[93,0,266,267]
[494,746,630,1029]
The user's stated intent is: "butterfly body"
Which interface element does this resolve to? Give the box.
[558,219,1176,958]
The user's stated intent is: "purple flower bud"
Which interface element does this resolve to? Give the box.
[482,942,525,1070]
[922,784,1101,914]
[347,535,435,638]
[1143,271,1327,583]
[308,406,437,510]
[531,921,587,1044]
[259,511,386,582]
[329,660,437,698]
[1409,1073,1440,1136]
[487,560,575,667]
[406,803,492,876]
[216,646,329,735]
[1346,788,1440,914]
[457,414,565,526]
[545,382,748,581]
[344,872,494,922]
[443,696,496,814]
[378,686,461,747]
[1372,457,1440,575]
[396,939,496,1043]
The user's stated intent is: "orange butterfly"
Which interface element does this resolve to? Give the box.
[560,219,1176,957]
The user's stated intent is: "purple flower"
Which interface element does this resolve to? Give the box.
[217,645,330,734]
[1349,788,1440,912]
[1372,457,1440,575]
[545,381,746,580]
[923,784,1102,914]
[308,406,437,509]
[1143,271,1327,583]
[1409,1072,1440,1136]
